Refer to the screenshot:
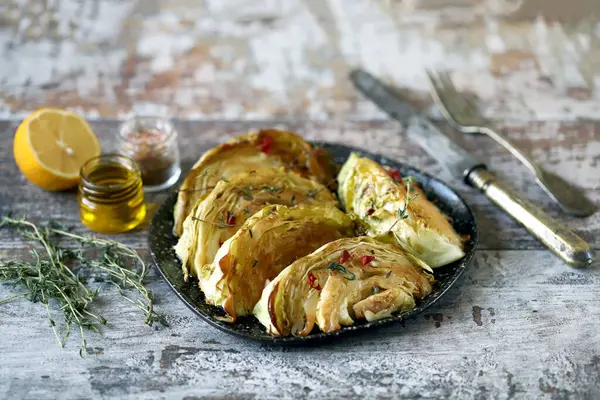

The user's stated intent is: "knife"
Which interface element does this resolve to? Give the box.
[349,69,595,267]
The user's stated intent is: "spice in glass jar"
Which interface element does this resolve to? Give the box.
[78,154,146,234]
[117,117,181,192]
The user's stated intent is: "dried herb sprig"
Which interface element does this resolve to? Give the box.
[387,176,419,233]
[191,216,241,229]
[0,216,167,357]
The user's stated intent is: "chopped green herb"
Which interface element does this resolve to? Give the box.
[385,270,392,279]
[371,286,378,295]
[248,229,253,238]
[251,259,259,268]
[306,189,318,199]
[261,186,282,194]
[243,208,252,215]
[221,176,230,183]
[327,262,356,281]
[290,195,296,206]
[241,185,254,200]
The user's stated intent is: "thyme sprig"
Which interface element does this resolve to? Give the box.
[387,176,419,233]
[0,216,167,357]
[191,216,241,228]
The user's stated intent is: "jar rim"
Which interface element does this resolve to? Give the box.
[80,153,142,193]
[118,116,177,144]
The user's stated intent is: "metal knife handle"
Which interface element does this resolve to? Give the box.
[468,168,595,267]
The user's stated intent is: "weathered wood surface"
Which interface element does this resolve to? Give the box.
[1,0,600,121]
[2,0,600,398]
[1,120,599,399]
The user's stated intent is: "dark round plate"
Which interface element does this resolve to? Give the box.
[149,142,478,343]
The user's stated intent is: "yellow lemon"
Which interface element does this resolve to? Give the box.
[14,108,101,191]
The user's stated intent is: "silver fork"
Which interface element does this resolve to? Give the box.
[426,69,596,217]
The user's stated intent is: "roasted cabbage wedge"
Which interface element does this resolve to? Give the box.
[253,237,434,336]
[199,205,354,321]
[173,129,335,236]
[337,153,465,268]
[175,168,338,281]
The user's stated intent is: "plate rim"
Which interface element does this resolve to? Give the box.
[149,142,479,343]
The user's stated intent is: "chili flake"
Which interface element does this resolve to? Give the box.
[307,272,321,290]
[225,211,236,226]
[260,136,274,154]
[387,168,401,182]
[340,250,352,264]
[367,208,375,216]
[361,255,375,266]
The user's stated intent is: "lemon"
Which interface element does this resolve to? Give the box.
[14,108,101,191]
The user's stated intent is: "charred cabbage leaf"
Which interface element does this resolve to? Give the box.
[199,205,354,321]
[253,237,434,336]
[337,153,465,268]
[175,168,338,281]
[173,129,335,236]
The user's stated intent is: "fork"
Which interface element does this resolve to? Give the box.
[426,70,596,218]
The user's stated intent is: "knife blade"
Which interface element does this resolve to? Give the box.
[350,69,485,181]
[349,68,595,267]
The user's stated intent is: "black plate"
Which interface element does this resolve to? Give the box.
[149,142,478,343]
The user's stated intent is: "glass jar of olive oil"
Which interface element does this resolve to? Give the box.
[78,154,146,234]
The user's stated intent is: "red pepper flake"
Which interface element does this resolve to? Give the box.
[367,208,375,216]
[307,272,321,290]
[340,250,352,264]
[387,168,401,182]
[361,255,375,266]
[260,136,274,154]
[225,211,236,226]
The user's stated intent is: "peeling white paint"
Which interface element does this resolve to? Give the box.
[0,0,599,121]
[248,2,331,94]
[485,18,506,53]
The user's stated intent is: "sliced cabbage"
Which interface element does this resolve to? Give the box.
[198,205,354,321]
[173,129,335,236]
[253,237,434,336]
[175,168,338,281]
[337,153,465,268]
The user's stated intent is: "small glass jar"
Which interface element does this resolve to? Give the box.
[117,116,181,192]
[78,154,146,234]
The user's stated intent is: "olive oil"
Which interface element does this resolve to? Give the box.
[78,154,146,234]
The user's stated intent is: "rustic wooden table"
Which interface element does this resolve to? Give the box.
[1,1,599,399]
